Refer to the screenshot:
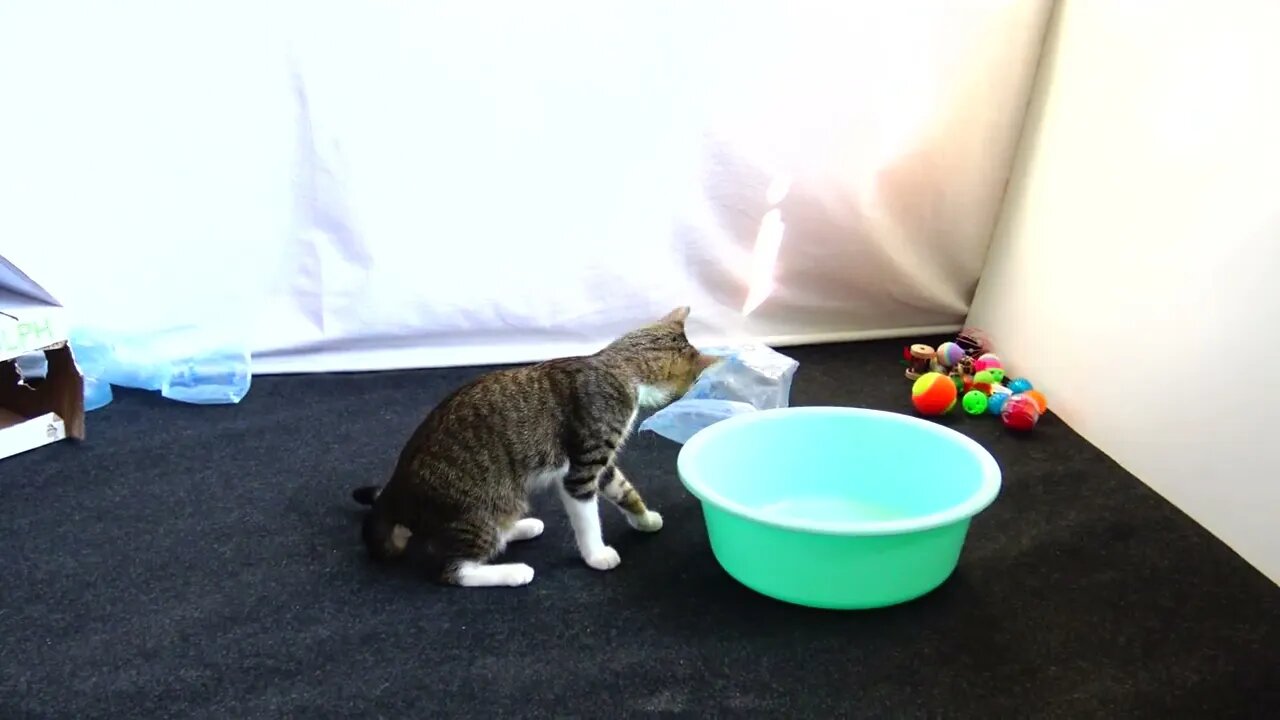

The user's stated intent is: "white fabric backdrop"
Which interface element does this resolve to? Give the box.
[0,1,1051,374]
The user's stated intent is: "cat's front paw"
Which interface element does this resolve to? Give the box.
[585,546,621,571]
[627,510,664,533]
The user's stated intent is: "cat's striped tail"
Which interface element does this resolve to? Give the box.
[352,485,407,561]
[351,485,381,505]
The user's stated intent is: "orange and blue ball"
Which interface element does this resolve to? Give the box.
[911,372,957,415]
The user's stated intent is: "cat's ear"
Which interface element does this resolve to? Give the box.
[659,305,691,325]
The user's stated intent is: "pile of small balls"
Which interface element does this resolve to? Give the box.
[903,339,1047,432]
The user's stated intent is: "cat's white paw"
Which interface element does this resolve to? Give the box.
[496,563,536,587]
[454,561,536,587]
[627,510,664,533]
[506,517,545,542]
[585,546,621,571]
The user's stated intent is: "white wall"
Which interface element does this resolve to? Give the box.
[0,1,1052,374]
[969,0,1280,582]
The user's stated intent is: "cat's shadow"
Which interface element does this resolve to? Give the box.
[332,499,970,639]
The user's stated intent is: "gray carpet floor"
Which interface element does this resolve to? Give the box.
[1,339,1277,719]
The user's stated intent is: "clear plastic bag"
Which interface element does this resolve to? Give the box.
[639,343,799,444]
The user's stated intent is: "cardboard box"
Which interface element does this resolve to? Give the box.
[0,255,85,461]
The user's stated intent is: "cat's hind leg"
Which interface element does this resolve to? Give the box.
[447,561,535,588]
[599,464,663,532]
[436,519,535,588]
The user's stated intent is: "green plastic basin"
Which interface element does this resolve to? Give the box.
[677,406,1001,609]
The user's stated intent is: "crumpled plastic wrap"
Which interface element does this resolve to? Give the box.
[638,343,799,444]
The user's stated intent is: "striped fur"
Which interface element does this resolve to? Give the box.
[352,306,716,587]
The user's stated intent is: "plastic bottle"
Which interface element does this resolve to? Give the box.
[16,341,113,412]
[99,331,171,391]
[159,329,252,405]
[68,322,252,405]
[68,329,116,411]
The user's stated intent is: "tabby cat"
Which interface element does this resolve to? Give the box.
[350,306,719,587]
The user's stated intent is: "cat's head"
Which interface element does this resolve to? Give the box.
[604,305,722,409]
